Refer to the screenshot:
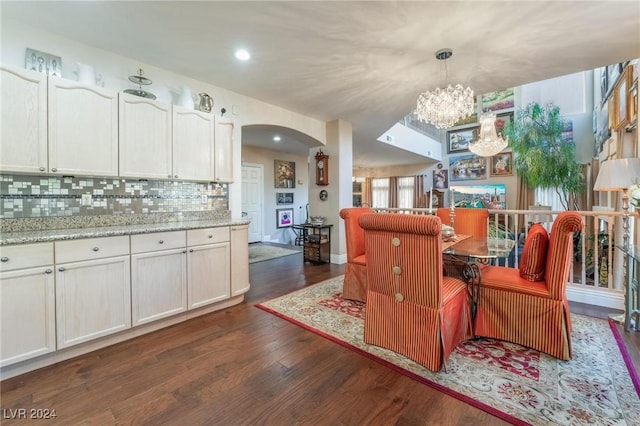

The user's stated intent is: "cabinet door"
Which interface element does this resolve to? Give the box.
[0,66,48,173]
[0,266,56,366]
[214,116,234,182]
[55,256,131,349]
[48,77,118,176]
[187,242,230,309]
[173,106,215,181]
[119,93,173,179]
[230,225,250,296]
[131,248,187,326]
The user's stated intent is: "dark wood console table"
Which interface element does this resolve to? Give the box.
[292,224,332,264]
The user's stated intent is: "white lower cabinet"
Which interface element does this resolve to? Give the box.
[187,228,230,309]
[0,243,56,367]
[54,237,131,349]
[130,232,187,326]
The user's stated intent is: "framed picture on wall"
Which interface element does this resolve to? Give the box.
[481,88,514,112]
[274,160,295,188]
[614,65,632,130]
[449,153,487,181]
[451,184,507,209]
[447,126,479,153]
[489,152,513,176]
[495,112,513,136]
[433,169,449,189]
[276,192,294,205]
[276,208,293,228]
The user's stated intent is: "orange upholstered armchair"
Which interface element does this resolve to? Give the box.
[437,207,489,238]
[339,207,373,302]
[474,211,583,360]
[358,213,473,371]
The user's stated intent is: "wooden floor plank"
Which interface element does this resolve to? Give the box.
[0,246,637,425]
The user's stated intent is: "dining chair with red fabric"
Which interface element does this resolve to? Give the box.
[358,213,473,371]
[339,207,373,302]
[473,211,583,360]
[436,207,489,238]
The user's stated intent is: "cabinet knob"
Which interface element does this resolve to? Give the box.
[168,174,172,178]
[45,269,53,274]
[182,250,187,254]
[208,235,213,239]
[189,249,194,253]
[1,257,8,262]
[51,167,58,172]
[58,267,66,272]
[39,167,46,171]
[92,247,100,251]
[159,240,164,244]
[174,175,178,178]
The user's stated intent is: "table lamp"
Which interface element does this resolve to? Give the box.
[593,157,640,328]
[593,158,640,250]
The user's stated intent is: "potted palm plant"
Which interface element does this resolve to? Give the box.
[504,102,584,210]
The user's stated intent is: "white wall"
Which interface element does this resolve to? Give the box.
[1,19,326,220]
[242,146,309,243]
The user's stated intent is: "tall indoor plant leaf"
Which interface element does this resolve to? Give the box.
[504,102,584,210]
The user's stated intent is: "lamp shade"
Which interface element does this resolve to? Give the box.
[593,158,640,191]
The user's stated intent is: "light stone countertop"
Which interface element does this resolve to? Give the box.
[0,218,251,246]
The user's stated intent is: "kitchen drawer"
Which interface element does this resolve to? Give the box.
[0,242,54,272]
[131,231,186,254]
[187,227,229,246]
[55,236,130,263]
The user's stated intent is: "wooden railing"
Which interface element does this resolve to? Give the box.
[372,207,634,309]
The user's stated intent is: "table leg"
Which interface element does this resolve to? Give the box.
[462,262,481,321]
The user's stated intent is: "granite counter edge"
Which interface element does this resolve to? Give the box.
[0,219,252,246]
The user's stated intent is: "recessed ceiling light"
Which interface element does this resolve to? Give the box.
[273,136,281,142]
[235,49,251,61]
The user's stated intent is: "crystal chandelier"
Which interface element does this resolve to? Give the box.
[416,49,474,129]
[469,112,508,157]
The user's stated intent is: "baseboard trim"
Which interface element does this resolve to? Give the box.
[567,285,624,310]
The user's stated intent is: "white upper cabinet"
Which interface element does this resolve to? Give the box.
[172,106,215,181]
[0,66,48,174]
[214,116,234,183]
[48,77,119,176]
[119,93,173,179]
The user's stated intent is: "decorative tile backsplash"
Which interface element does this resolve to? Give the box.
[0,175,228,219]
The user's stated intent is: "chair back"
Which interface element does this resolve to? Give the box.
[545,211,583,300]
[358,213,444,308]
[339,207,372,262]
[436,207,489,238]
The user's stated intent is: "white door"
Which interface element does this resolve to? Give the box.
[241,163,263,243]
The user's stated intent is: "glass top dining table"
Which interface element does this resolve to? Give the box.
[443,236,516,260]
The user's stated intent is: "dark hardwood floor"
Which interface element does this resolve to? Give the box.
[1,244,638,425]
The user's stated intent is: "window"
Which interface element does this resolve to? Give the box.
[371,178,389,208]
[398,176,414,209]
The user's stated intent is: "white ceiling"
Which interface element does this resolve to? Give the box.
[3,1,639,168]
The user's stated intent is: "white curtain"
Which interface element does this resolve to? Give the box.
[371,178,389,208]
[398,176,414,209]
[534,187,564,211]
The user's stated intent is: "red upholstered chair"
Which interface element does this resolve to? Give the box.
[358,213,473,371]
[474,211,583,360]
[339,207,373,302]
[436,207,489,238]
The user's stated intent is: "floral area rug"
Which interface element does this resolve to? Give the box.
[248,243,300,264]
[257,276,640,426]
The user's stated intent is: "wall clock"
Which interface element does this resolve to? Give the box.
[319,190,328,201]
[315,150,329,186]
